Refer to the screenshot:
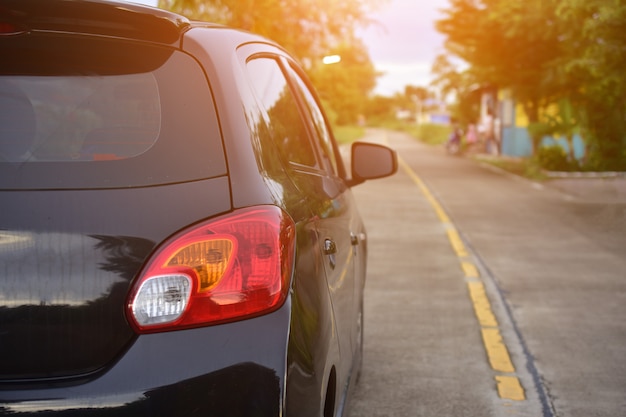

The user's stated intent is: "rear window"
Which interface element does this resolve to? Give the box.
[0,33,226,189]
[1,74,160,162]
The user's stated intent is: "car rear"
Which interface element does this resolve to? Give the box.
[0,1,293,415]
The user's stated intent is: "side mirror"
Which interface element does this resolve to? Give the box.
[348,141,398,187]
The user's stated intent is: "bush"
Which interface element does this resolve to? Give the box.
[534,145,577,171]
[415,123,451,145]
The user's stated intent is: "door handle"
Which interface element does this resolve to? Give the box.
[324,238,337,269]
[323,238,337,255]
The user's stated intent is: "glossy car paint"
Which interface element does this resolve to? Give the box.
[0,1,397,415]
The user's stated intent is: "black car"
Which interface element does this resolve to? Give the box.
[0,1,397,416]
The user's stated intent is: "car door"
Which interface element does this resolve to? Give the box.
[241,48,363,411]
[282,60,364,381]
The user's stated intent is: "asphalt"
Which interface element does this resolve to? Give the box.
[345,128,626,417]
[543,175,626,203]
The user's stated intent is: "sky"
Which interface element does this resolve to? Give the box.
[127,0,449,96]
[359,0,449,96]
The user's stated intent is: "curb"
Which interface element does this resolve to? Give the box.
[543,171,626,179]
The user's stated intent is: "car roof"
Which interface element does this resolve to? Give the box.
[0,0,195,45]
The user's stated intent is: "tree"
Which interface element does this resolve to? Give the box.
[430,54,465,100]
[363,94,396,123]
[554,0,626,170]
[436,0,562,153]
[308,39,378,124]
[159,0,382,64]
[436,0,626,168]
[404,85,430,102]
[430,53,481,126]
[159,0,385,126]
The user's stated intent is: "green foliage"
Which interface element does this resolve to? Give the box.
[309,39,378,125]
[332,125,366,144]
[555,0,626,104]
[436,0,560,102]
[430,54,480,126]
[320,98,338,127]
[414,123,452,146]
[474,155,547,180]
[534,145,573,172]
[362,95,396,125]
[372,121,451,146]
[448,89,481,128]
[554,0,626,171]
[404,86,431,102]
[158,0,383,130]
[580,99,626,171]
[435,0,626,170]
[158,0,383,64]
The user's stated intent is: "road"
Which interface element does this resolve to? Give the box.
[346,129,626,417]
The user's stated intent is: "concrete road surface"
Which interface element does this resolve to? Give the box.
[346,128,626,417]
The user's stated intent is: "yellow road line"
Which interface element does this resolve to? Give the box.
[399,158,451,223]
[461,261,479,278]
[467,281,498,327]
[496,376,526,401]
[481,328,515,373]
[446,228,469,258]
[399,156,525,401]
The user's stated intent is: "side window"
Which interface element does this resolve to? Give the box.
[246,58,317,168]
[287,65,340,176]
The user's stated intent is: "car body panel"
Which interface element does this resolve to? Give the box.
[0,0,190,45]
[0,302,291,416]
[182,28,286,209]
[0,178,232,380]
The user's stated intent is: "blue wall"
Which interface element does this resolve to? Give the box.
[501,127,585,159]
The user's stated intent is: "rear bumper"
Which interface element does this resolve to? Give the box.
[0,301,291,417]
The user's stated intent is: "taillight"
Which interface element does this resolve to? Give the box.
[127,206,296,333]
[0,23,28,36]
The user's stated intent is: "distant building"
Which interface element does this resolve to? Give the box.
[479,88,585,159]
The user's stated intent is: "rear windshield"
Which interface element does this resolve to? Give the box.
[1,74,160,162]
[0,33,226,189]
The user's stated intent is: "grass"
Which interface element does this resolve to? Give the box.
[333,120,451,146]
[333,125,366,144]
[473,154,547,180]
[372,120,451,146]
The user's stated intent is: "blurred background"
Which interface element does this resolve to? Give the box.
[130,0,626,172]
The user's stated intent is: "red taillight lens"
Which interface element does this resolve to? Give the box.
[127,206,296,333]
[0,22,27,36]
